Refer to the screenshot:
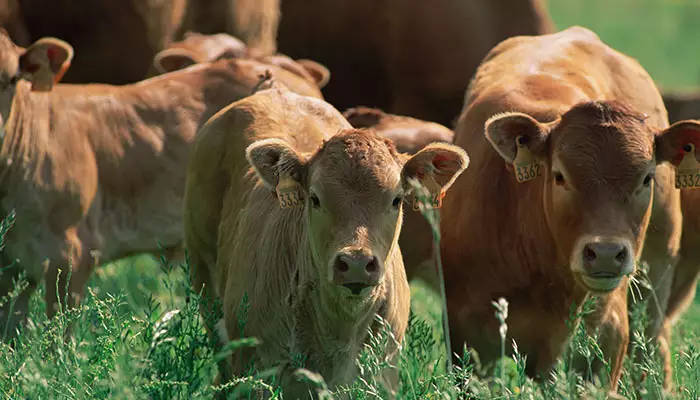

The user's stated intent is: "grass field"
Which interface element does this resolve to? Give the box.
[1,1,700,399]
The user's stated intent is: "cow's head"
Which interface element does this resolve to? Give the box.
[0,30,73,126]
[246,129,468,297]
[486,100,700,294]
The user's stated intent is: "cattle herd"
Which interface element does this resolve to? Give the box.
[0,0,699,398]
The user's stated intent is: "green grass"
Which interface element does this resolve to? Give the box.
[548,0,700,90]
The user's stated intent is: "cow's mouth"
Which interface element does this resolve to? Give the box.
[342,282,371,295]
[576,273,624,294]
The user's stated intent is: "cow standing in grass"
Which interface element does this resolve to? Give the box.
[182,84,468,395]
[0,30,327,341]
[440,26,700,392]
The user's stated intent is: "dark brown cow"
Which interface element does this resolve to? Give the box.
[3,0,187,85]
[277,0,555,126]
[0,31,325,340]
[343,106,454,289]
[441,26,696,392]
[183,84,468,393]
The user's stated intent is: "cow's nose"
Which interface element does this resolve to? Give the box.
[333,250,381,294]
[581,242,631,277]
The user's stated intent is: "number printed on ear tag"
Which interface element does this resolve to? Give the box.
[412,173,444,211]
[276,174,305,209]
[674,143,700,189]
[513,135,542,183]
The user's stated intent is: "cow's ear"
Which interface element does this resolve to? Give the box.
[296,59,330,89]
[246,138,307,190]
[655,120,700,166]
[485,112,552,163]
[402,143,469,202]
[153,48,197,74]
[18,37,73,92]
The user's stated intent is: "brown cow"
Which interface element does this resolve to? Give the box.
[0,31,325,340]
[441,26,695,392]
[277,0,555,126]
[3,0,187,85]
[182,85,468,394]
[343,106,454,290]
[149,31,331,92]
[175,0,280,57]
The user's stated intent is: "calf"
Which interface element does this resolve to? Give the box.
[343,106,453,290]
[183,85,468,394]
[441,26,696,391]
[0,30,325,340]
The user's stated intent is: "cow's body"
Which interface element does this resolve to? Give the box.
[183,85,467,393]
[0,33,325,339]
[278,0,554,125]
[441,27,691,391]
[4,0,187,84]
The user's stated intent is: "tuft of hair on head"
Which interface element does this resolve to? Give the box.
[252,69,283,94]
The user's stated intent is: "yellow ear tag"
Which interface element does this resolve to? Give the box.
[412,172,444,211]
[276,173,305,209]
[674,143,700,189]
[513,135,542,183]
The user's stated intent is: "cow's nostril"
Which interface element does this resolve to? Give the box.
[365,258,377,273]
[615,248,627,264]
[583,245,597,262]
[335,258,349,272]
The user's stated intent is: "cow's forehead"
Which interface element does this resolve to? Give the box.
[310,129,403,192]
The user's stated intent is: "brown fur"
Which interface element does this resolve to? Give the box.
[277,0,555,126]
[175,0,280,56]
[0,32,325,340]
[3,0,187,84]
[183,86,468,394]
[343,106,454,289]
[441,27,696,392]
[149,32,331,94]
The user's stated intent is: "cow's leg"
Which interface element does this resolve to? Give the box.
[0,265,37,342]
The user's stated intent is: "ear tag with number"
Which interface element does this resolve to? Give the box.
[412,172,444,211]
[674,143,700,189]
[276,173,305,209]
[513,135,542,183]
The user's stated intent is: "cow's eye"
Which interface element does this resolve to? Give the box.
[310,193,321,208]
[553,172,566,186]
[392,196,403,209]
[643,173,654,187]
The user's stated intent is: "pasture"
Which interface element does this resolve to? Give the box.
[1,0,700,399]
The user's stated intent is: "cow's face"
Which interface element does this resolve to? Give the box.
[487,100,700,294]
[247,129,468,298]
[0,30,73,127]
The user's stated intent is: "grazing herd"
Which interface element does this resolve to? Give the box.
[0,0,699,398]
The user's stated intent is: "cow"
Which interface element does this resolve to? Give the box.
[0,30,326,341]
[3,0,187,85]
[148,31,330,93]
[440,26,698,392]
[343,106,453,290]
[182,84,468,394]
[277,0,555,126]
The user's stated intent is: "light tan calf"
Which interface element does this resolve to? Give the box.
[343,106,454,290]
[0,31,325,340]
[183,85,468,395]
